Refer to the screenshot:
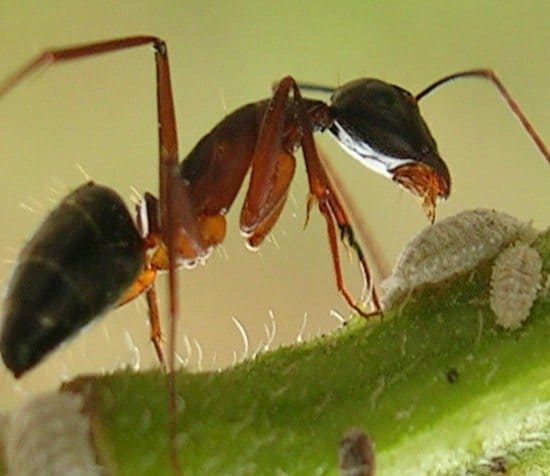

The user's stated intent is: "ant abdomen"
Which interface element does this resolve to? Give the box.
[0,182,145,377]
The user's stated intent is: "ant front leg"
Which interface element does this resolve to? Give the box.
[292,80,382,316]
[240,78,297,247]
[240,76,381,317]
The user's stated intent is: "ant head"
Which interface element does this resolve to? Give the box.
[327,78,451,216]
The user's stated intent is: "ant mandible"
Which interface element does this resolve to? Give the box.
[0,36,548,379]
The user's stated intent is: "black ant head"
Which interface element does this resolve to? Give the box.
[328,78,450,220]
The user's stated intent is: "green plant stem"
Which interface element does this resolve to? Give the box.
[5,230,550,475]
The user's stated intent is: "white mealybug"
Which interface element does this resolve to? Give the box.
[381,209,538,309]
[3,392,101,476]
[490,242,543,329]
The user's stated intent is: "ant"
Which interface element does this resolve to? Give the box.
[0,35,547,473]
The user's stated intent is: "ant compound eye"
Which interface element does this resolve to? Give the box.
[490,242,543,329]
[381,208,539,310]
[371,88,397,109]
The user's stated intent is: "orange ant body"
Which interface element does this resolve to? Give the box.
[0,35,547,473]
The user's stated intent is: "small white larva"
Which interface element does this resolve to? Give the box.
[490,242,543,329]
[381,209,538,309]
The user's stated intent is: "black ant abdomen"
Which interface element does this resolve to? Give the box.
[0,182,144,377]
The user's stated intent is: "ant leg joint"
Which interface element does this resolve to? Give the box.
[153,39,167,55]
[39,50,56,64]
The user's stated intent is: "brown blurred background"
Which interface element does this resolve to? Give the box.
[0,1,548,410]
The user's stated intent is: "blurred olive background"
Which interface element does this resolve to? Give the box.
[0,1,548,410]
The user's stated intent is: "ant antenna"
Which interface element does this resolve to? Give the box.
[297,82,336,94]
[416,69,549,163]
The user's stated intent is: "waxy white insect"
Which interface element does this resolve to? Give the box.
[2,392,100,475]
[381,209,538,309]
[490,242,543,329]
